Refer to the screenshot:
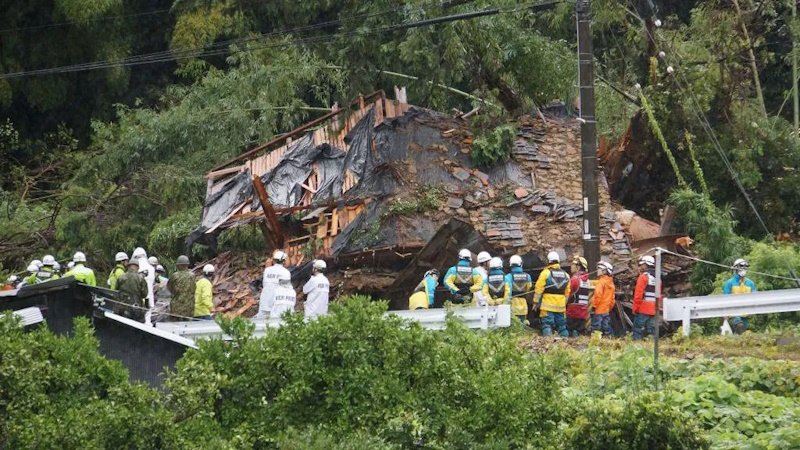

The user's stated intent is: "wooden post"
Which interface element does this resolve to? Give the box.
[252,175,285,250]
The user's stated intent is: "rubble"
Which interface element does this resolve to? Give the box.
[189,90,696,320]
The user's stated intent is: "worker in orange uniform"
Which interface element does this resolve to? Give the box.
[590,261,616,336]
[632,255,658,340]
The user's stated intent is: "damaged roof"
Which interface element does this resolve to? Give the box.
[194,90,676,310]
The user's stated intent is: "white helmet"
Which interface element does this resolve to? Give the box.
[148,256,158,266]
[477,251,491,264]
[313,260,327,271]
[547,251,560,263]
[509,255,523,267]
[203,264,215,274]
[639,255,655,267]
[27,263,38,273]
[458,249,472,261]
[733,258,749,269]
[489,257,503,269]
[598,261,614,274]
[73,252,86,263]
[132,247,147,259]
[67,261,75,269]
[8,275,18,283]
[31,259,43,269]
[42,255,56,266]
[278,270,291,283]
[115,252,129,262]
[273,250,287,263]
[53,262,61,272]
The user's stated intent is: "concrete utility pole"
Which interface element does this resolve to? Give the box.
[793,0,799,135]
[576,0,600,275]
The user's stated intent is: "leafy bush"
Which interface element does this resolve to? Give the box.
[166,296,566,448]
[388,184,445,215]
[564,394,709,450]
[0,315,171,450]
[471,125,517,167]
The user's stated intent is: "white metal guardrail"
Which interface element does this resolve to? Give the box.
[11,307,45,327]
[663,289,800,336]
[155,305,513,344]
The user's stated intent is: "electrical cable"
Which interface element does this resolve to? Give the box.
[0,8,172,34]
[0,0,561,80]
[647,247,800,283]
[630,5,800,286]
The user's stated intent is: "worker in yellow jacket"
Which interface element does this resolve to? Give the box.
[65,252,97,286]
[506,255,532,323]
[533,251,571,337]
[443,249,483,305]
[194,264,214,320]
[482,257,509,306]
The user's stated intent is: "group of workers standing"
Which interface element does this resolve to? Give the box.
[255,250,331,321]
[4,245,759,335]
[411,249,670,339]
[6,248,216,323]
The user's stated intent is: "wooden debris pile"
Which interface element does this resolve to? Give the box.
[197,252,262,318]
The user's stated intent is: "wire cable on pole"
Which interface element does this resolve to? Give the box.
[0,1,562,80]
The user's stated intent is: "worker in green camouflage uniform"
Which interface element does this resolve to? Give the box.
[167,255,196,321]
[114,260,148,321]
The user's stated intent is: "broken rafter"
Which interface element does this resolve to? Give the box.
[210,90,387,172]
[251,175,285,250]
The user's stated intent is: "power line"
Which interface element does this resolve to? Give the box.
[0,1,560,80]
[0,8,172,34]
[0,2,427,79]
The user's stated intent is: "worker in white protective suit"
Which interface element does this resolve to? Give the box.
[257,250,291,319]
[303,260,330,320]
[131,247,155,323]
[270,270,297,318]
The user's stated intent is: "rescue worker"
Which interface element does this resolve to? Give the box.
[65,252,97,286]
[115,260,148,321]
[152,265,171,323]
[473,251,492,306]
[148,256,159,267]
[533,251,571,337]
[409,269,438,310]
[723,258,757,334]
[107,252,128,289]
[131,247,155,312]
[444,249,482,304]
[53,262,61,276]
[31,259,43,271]
[155,265,168,283]
[632,255,658,340]
[483,257,509,306]
[167,255,196,320]
[591,261,616,336]
[194,264,214,320]
[258,250,291,319]
[303,259,330,319]
[270,270,297,318]
[506,255,532,323]
[35,255,59,283]
[566,256,590,336]
[2,275,19,290]
[67,261,75,271]
[20,264,39,287]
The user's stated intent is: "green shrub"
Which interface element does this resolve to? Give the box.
[471,125,517,167]
[166,296,566,448]
[565,394,709,450]
[0,315,171,450]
